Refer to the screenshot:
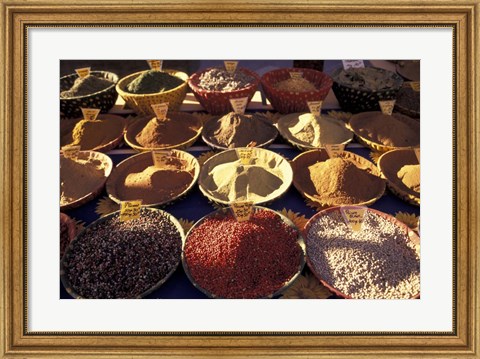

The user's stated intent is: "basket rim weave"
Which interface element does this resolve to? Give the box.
[116,69,188,98]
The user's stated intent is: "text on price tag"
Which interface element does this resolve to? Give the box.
[152,150,172,167]
[81,108,101,121]
[342,60,365,70]
[62,145,81,159]
[75,67,91,78]
[307,100,323,118]
[236,147,254,165]
[290,71,303,79]
[120,200,142,222]
[224,61,238,73]
[324,144,346,158]
[151,103,169,121]
[340,206,367,232]
[147,60,163,71]
[230,201,254,222]
[379,100,396,116]
[229,97,249,115]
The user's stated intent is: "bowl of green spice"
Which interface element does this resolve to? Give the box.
[116,69,188,117]
[60,71,119,118]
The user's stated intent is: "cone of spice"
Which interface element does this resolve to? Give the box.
[202,112,277,149]
[183,207,305,299]
[291,149,385,207]
[125,112,202,151]
[124,70,185,94]
[106,150,200,207]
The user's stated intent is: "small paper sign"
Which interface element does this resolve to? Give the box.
[151,103,169,121]
[379,100,396,116]
[224,61,238,73]
[307,101,323,118]
[340,206,367,232]
[413,147,420,163]
[324,144,346,158]
[152,150,172,167]
[229,97,249,114]
[290,72,303,79]
[119,200,142,222]
[61,145,81,159]
[147,60,163,71]
[342,60,365,70]
[230,201,254,222]
[236,147,254,165]
[75,67,90,78]
[81,108,101,121]
[410,82,420,92]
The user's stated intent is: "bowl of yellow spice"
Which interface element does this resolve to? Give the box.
[377,149,420,206]
[261,68,333,114]
[60,71,119,118]
[116,69,188,117]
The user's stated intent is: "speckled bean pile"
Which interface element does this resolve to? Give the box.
[62,209,182,299]
[306,209,420,299]
[198,68,255,91]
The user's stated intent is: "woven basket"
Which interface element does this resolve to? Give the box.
[60,71,119,119]
[116,70,188,116]
[331,67,403,113]
[261,68,333,114]
[188,67,260,115]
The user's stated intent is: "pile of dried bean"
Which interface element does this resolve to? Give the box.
[183,209,303,298]
[62,209,182,299]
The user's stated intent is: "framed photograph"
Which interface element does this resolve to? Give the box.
[1,0,479,357]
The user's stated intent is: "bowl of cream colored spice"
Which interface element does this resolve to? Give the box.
[60,71,119,118]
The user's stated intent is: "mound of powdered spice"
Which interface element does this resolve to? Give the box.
[274,77,317,92]
[203,112,276,148]
[60,156,107,205]
[306,209,420,299]
[184,209,303,298]
[62,209,182,299]
[134,115,200,148]
[126,70,184,94]
[197,68,255,91]
[60,75,113,98]
[307,157,384,205]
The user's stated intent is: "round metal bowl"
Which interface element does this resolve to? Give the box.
[182,206,306,299]
[304,206,420,299]
[60,207,184,299]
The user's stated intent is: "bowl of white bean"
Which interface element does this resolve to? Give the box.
[304,206,420,299]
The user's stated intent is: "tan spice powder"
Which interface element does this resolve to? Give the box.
[66,119,123,150]
[274,77,317,92]
[307,158,384,204]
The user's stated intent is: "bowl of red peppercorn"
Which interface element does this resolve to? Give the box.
[60,207,184,299]
[182,206,306,299]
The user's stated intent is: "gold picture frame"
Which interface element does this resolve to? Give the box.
[1,0,479,357]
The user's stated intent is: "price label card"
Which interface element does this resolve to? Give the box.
[324,143,346,158]
[230,201,254,222]
[236,147,254,165]
[152,150,172,167]
[414,147,420,163]
[410,82,420,92]
[340,206,367,232]
[290,72,303,79]
[61,145,81,159]
[307,101,323,118]
[147,60,163,71]
[229,97,249,114]
[151,103,169,121]
[119,200,142,222]
[81,108,101,121]
[379,100,396,116]
[224,60,238,73]
[342,60,365,70]
[75,67,91,78]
